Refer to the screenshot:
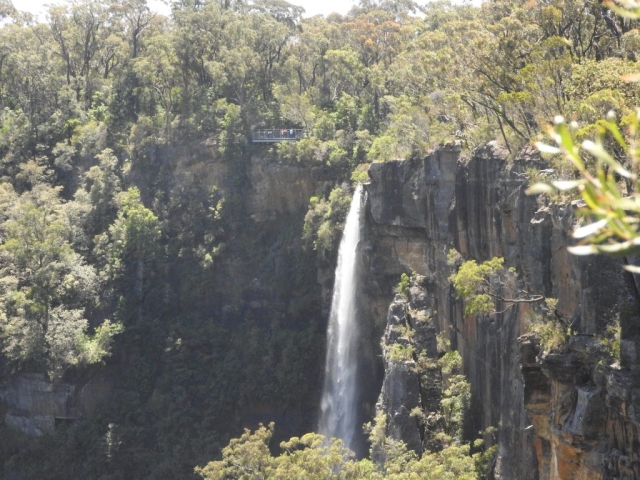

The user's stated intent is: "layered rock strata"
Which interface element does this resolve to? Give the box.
[363,144,640,479]
[0,152,336,442]
[375,278,441,461]
[0,372,112,436]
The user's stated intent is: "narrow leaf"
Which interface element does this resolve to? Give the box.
[622,73,640,83]
[550,180,583,191]
[526,183,556,195]
[573,219,608,239]
[596,237,640,255]
[534,142,560,155]
[581,184,602,211]
[582,141,630,177]
[555,124,584,170]
[606,3,640,19]
[602,121,628,150]
[567,245,598,255]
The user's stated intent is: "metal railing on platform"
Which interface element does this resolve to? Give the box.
[252,129,304,142]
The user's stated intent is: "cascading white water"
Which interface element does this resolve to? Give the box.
[318,184,363,451]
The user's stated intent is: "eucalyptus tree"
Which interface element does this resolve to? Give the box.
[95,187,161,302]
[0,182,120,379]
[48,1,110,107]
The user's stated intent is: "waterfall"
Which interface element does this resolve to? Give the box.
[318,184,363,452]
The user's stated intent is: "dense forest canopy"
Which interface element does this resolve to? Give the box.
[0,0,638,477]
[0,0,637,166]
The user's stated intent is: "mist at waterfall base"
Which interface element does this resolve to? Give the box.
[318,184,367,456]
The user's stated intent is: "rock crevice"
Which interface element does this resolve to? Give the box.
[363,144,640,479]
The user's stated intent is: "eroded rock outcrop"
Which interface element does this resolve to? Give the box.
[363,144,640,479]
[375,275,443,458]
[0,372,112,436]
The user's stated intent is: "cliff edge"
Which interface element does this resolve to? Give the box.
[363,144,640,479]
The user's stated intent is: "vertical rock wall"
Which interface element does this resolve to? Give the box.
[0,153,338,446]
[363,144,640,479]
[0,372,113,436]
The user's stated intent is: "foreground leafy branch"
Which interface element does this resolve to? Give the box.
[526,0,640,267]
[529,111,640,265]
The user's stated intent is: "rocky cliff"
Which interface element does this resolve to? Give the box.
[4,140,640,479]
[0,148,340,469]
[363,144,640,479]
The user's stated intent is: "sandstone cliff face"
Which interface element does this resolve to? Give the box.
[375,280,441,462]
[0,372,113,436]
[363,144,640,479]
[4,141,640,479]
[0,151,336,444]
[246,156,334,222]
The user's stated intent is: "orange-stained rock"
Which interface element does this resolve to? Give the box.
[364,145,640,479]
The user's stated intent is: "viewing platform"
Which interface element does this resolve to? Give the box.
[252,129,304,143]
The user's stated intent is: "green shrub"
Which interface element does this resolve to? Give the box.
[302,186,351,258]
[350,165,370,183]
[450,256,544,316]
[385,342,415,363]
[600,318,621,364]
[397,272,411,297]
[439,350,463,375]
[526,309,568,353]
[449,257,505,315]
